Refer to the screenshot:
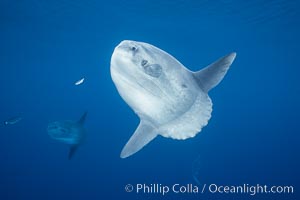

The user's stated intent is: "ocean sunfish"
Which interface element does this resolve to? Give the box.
[4,116,23,125]
[110,40,236,158]
[47,112,87,159]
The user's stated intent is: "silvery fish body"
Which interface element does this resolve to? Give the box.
[4,116,22,125]
[47,112,87,159]
[110,40,236,158]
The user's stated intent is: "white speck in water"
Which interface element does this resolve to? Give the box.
[75,78,85,86]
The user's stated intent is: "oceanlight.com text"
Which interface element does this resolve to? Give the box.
[207,183,294,195]
[124,183,294,196]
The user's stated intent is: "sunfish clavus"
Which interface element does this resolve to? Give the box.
[110,40,236,158]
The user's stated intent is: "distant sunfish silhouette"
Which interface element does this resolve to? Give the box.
[110,40,236,158]
[47,112,87,159]
[4,116,22,125]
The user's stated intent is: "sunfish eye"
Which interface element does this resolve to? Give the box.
[143,64,162,78]
[141,59,148,66]
[130,46,137,51]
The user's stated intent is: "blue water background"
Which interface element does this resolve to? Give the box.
[0,0,299,199]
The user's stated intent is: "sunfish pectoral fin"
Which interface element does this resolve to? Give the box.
[68,145,79,160]
[194,52,236,93]
[120,121,157,159]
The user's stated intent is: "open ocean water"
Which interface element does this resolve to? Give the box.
[0,0,299,199]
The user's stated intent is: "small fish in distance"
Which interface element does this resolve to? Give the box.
[75,78,85,86]
[4,116,22,125]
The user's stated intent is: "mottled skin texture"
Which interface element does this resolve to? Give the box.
[111,41,200,126]
[48,120,85,145]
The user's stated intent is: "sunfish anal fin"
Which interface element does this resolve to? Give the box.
[68,145,79,160]
[121,121,157,158]
[194,52,236,93]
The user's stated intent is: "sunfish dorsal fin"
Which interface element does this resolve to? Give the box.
[121,121,157,158]
[194,52,236,93]
[78,111,88,125]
